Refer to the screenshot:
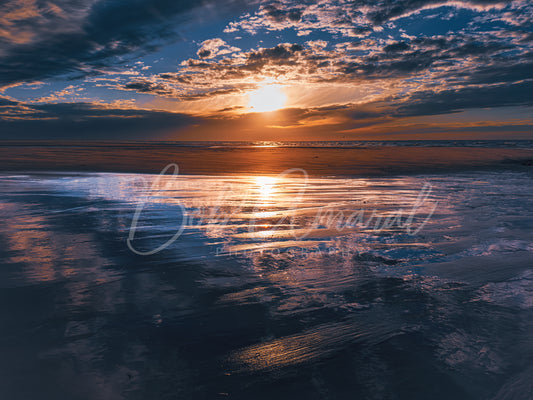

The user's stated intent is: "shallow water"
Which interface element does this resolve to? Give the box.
[0,171,532,399]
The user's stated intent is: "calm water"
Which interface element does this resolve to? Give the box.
[1,170,532,399]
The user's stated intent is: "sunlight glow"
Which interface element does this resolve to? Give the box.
[255,176,278,198]
[248,85,287,112]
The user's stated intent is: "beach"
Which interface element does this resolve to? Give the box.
[2,0,533,397]
[0,142,532,399]
[0,141,532,176]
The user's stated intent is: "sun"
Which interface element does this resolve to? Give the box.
[247,85,287,112]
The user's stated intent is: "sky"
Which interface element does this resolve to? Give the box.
[0,0,532,141]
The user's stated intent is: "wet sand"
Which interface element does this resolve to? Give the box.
[1,141,533,399]
[1,171,532,399]
[0,143,532,176]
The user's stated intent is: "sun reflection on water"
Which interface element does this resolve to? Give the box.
[254,175,278,198]
[101,172,441,258]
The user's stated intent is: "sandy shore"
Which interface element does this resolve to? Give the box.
[0,143,532,176]
[1,169,532,399]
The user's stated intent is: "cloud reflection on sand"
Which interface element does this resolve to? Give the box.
[0,171,532,399]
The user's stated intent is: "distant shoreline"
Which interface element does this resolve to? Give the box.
[1,139,533,149]
[0,144,531,177]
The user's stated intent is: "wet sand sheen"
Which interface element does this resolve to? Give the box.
[0,170,532,399]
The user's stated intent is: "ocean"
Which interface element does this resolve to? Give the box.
[0,141,532,399]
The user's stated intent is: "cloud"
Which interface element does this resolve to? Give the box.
[130,26,531,104]
[0,101,202,139]
[383,41,411,52]
[395,80,533,117]
[223,0,521,37]
[1,94,531,140]
[122,80,180,97]
[196,38,241,59]
[0,0,250,87]
[1,0,532,140]
[0,96,19,106]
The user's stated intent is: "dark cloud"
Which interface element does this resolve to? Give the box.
[0,0,250,87]
[0,102,201,139]
[246,43,305,70]
[225,0,521,36]
[198,49,212,59]
[119,78,251,99]
[383,41,411,52]
[457,55,533,85]
[158,74,193,84]
[396,81,533,116]
[0,96,19,106]
[365,0,512,25]
[264,4,302,23]
[123,80,178,96]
